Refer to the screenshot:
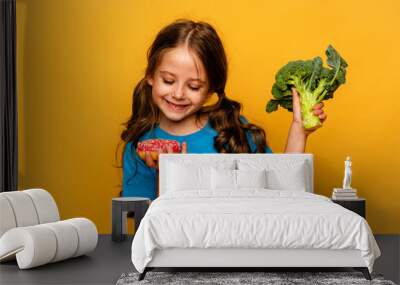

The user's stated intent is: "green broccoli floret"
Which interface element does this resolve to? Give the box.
[266,45,348,129]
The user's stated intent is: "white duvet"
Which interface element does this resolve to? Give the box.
[131,189,380,273]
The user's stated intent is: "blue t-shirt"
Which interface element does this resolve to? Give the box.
[122,116,273,199]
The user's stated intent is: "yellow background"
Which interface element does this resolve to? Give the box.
[16,0,399,234]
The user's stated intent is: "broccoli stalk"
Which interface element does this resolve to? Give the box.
[266,45,348,129]
[290,75,329,128]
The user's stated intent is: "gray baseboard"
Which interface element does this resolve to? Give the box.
[373,234,400,284]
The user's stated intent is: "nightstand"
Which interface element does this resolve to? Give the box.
[332,198,366,218]
[111,197,151,242]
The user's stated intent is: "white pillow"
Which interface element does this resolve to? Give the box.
[237,159,308,191]
[237,169,268,188]
[167,162,210,191]
[211,168,268,190]
[266,166,307,191]
[166,160,236,192]
[211,168,236,190]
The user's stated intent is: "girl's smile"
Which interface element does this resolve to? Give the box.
[164,98,190,111]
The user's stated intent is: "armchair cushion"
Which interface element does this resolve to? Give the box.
[0,189,97,269]
[0,218,97,269]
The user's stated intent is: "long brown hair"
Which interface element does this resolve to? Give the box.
[115,19,269,182]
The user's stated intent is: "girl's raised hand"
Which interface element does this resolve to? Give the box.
[291,87,327,136]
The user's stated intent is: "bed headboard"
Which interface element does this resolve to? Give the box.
[158,153,314,195]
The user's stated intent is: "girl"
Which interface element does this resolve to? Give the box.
[117,19,326,200]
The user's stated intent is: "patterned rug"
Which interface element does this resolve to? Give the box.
[116,271,396,285]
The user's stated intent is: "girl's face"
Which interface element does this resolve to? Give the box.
[146,46,212,123]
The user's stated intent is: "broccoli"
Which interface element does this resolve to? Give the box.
[266,45,348,129]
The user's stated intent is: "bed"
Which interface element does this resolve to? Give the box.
[130,153,381,281]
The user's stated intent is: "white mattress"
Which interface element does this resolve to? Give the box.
[131,189,380,273]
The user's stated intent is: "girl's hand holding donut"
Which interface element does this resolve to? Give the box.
[137,139,187,171]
